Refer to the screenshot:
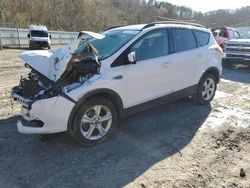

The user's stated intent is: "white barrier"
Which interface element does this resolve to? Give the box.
[0,27,78,48]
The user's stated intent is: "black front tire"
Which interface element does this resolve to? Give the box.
[68,97,118,146]
[29,42,34,50]
[193,74,217,104]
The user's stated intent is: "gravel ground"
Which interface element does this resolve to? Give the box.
[0,48,249,188]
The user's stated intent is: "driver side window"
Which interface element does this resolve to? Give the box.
[131,30,169,61]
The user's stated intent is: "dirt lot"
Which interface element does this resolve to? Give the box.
[0,49,249,188]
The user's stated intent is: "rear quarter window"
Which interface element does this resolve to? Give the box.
[194,30,210,47]
[172,28,196,53]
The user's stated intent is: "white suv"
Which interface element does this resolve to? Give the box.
[11,21,223,145]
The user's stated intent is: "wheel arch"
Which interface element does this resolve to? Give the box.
[199,67,220,84]
[67,88,124,131]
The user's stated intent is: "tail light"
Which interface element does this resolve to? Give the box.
[215,47,223,54]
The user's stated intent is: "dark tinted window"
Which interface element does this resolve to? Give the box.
[172,28,196,52]
[131,30,169,61]
[211,28,228,38]
[30,30,48,37]
[194,30,210,47]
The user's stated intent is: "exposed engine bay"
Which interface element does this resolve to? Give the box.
[11,32,104,109]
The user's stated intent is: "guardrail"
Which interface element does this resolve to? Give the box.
[0,27,78,48]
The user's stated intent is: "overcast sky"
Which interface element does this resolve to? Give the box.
[163,0,250,13]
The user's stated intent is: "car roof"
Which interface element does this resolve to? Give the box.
[29,25,48,31]
[111,23,210,33]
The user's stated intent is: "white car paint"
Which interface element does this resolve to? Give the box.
[18,96,75,134]
[79,31,105,40]
[14,24,222,134]
[68,25,222,108]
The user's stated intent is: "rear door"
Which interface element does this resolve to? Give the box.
[166,28,202,91]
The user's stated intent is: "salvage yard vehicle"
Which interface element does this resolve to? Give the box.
[27,25,51,50]
[11,21,223,145]
[211,27,240,51]
[223,32,250,66]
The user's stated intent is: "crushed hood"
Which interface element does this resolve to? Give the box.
[19,50,54,80]
[19,31,105,81]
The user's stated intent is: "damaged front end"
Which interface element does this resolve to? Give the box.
[11,31,105,134]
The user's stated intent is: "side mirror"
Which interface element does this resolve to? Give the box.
[127,51,136,64]
[27,34,30,38]
[49,34,52,39]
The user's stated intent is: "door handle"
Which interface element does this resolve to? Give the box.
[197,54,204,59]
[161,62,171,68]
[113,75,123,80]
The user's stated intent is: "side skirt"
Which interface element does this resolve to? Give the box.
[124,85,198,117]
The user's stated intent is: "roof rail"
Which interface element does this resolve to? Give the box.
[104,25,124,31]
[142,21,205,30]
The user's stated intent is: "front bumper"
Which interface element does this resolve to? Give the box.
[223,53,250,64]
[11,90,75,134]
[30,40,49,47]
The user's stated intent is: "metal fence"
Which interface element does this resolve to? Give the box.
[0,27,78,48]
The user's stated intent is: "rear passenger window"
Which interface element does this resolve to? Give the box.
[194,30,210,47]
[172,28,196,52]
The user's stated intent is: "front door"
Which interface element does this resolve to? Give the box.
[116,29,173,108]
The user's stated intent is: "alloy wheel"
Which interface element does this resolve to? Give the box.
[202,78,215,101]
[80,105,112,140]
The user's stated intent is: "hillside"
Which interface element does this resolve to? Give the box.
[0,0,250,31]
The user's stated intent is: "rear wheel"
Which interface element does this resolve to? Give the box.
[193,74,217,104]
[68,97,118,146]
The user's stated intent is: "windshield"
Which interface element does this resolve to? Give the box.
[242,33,250,39]
[211,28,227,38]
[30,30,48,37]
[74,29,140,60]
